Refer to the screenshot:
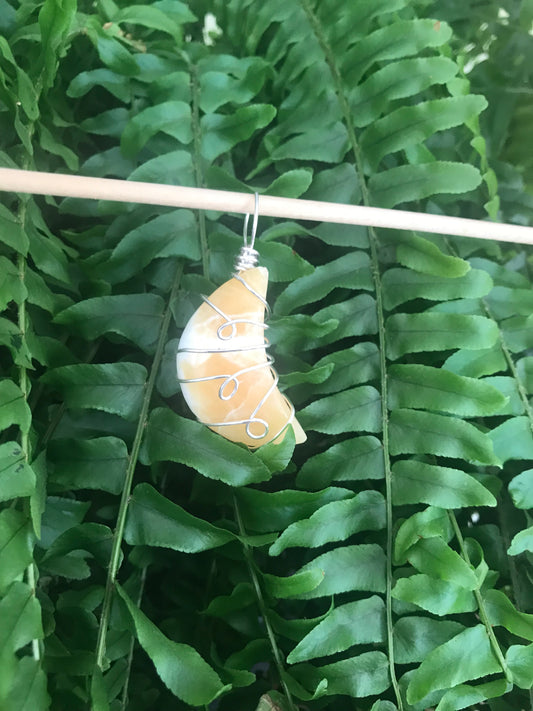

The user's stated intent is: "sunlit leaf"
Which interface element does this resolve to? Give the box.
[288,596,386,663]
[388,364,506,416]
[370,162,482,208]
[393,616,464,664]
[92,29,139,76]
[392,460,497,507]
[392,574,476,616]
[370,702,397,711]
[310,342,380,394]
[481,376,524,415]
[117,584,228,705]
[41,523,113,568]
[485,285,533,319]
[393,232,469,277]
[361,96,487,171]
[500,314,533,353]
[509,469,533,509]
[443,345,506,378]
[407,625,501,703]
[343,18,451,84]
[484,589,533,641]
[0,582,43,654]
[386,313,498,359]
[435,679,509,711]
[303,163,359,204]
[0,442,35,502]
[235,486,352,533]
[209,232,312,283]
[41,363,148,421]
[115,4,183,38]
[517,356,533,393]
[506,644,533,689]
[349,56,458,127]
[394,507,453,563]
[201,104,276,161]
[128,150,194,185]
[269,122,348,163]
[490,417,533,462]
[406,537,478,590]
[299,386,382,434]
[263,568,325,599]
[0,510,33,593]
[292,651,390,698]
[313,294,378,345]
[292,544,386,599]
[382,267,492,309]
[5,657,49,711]
[68,68,132,102]
[296,436,384,489]
[205,583,255,618]
[121,101,192,157]
[275,251,372,315]
[54,295,165,353]
[142,408,272,486]
[38,0,76,89]
[507,527,533,556]
[270,491,385,555]
[199,59,269,112]
[124,483,235,552]
[104,211,200,283]
[47,437,128,494]
[268,313,340,354]
[389,409,499,465]
[0,257,27,310]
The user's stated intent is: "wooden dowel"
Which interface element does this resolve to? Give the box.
[0,167,532,245]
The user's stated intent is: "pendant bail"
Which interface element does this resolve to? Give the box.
[234,192,260,273]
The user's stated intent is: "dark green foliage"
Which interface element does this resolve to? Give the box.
[0,0,532,710]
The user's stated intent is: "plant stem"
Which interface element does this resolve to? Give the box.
[483,300,533,433]
[120,565,148,710]
[482,299,533,708]
[17,252,30,459]
[26,560,40,661]
[189,60,210,280]
[16,196,42,662]
[38,341,101,451]
[448,511,512,682]
[95,263,183,669]
[233,496,297,711]
[299,2,403,705]
[367,232,403,707]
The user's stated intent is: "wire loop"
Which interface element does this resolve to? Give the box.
[243,192,259,249]
[234,192,260,272]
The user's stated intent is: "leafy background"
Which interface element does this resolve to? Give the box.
[0,0,533,709]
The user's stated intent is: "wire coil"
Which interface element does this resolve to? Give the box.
[233,245,259,272]
[233,192,260,273]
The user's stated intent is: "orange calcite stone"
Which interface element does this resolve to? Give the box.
[176,267,306,448]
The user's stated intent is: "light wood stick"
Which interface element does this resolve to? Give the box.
[0,167,532,245]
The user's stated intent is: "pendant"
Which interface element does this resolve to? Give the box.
[176,197,306,448]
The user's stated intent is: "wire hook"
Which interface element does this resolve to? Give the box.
[234,192,260,273]
[243,192,259,250]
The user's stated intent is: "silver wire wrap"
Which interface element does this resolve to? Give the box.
[177,274,295,442]
[233,192,259,274]
[177,193,295,444]
[234,245,259,272]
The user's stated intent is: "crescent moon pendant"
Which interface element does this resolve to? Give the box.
[176,267,306,448]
